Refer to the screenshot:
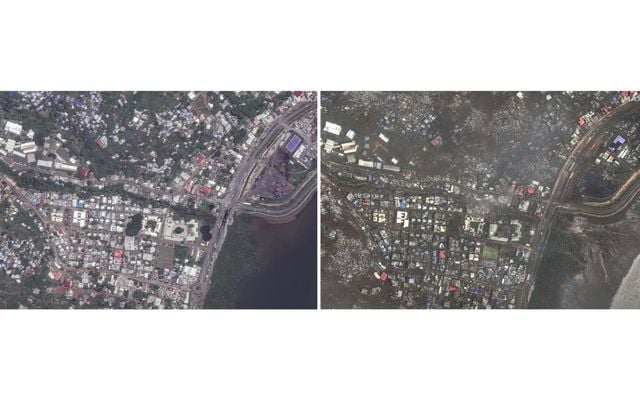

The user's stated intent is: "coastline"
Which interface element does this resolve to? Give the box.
[611,251,640,308]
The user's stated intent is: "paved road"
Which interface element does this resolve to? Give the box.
[237,168,317,222]
[558,168,640,219]
[522,100,640,307]
[1,101,317,308]
[188,101,316,308]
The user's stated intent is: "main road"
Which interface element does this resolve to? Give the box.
[522,99,640,307]
[557,167,640,219]
[188,101,316,308]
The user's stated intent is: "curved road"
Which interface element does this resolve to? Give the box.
[1,101,317,309]
[189,101,316,308]
[523,99,640,307]
[558,168,640,219]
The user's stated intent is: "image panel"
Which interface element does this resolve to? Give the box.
[320,91,640,309]
[0,91,317,309]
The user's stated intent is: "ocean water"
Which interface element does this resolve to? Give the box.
[611,252,640,308]
[235,194,317,309]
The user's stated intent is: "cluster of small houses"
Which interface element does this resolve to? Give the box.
[0,207,46,286]
[341,189,533,308]
[10,188,205,307]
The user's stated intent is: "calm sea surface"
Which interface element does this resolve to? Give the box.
[235,195,317,308]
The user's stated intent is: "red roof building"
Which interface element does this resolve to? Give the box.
[114,249,122,259]
[96,136,108,149]
[196,153,206,165]
[202,186,211,195]
[380,272,388,281]
[438,250,446,260]
[78,167,89,178]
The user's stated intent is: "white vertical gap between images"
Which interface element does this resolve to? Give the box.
[316,91,322,310]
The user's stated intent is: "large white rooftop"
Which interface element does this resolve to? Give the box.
[323,121,342,136]
[4,121,22,136]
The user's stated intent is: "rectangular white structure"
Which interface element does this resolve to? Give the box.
[20,142,36,151]
[323,121,342,136]
[37,160,53,168]
[323,139,336,153]
[5,139,16,152]
[54,162,78,172]
[4,121,22,136]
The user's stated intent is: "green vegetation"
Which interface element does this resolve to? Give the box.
[203,215,260,308]
[289,160,310,187]
[221,92,268,120]
[15,172,78,194]
[125,213,144,236]
[63,138,122,180]
[174,245,188,263]
[132,92,180,112]
[132,289,147,302]
[230,127,248,144]
[146,219,158,230]
[197,200,212,216]
[1,207,41,241]
[100,92,135,125]
[482,245,499,261]
[529,217,582,308]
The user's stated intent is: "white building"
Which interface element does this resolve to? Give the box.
[378,133,389,143]
[72,210,87,228]
[20,142,37,154]
[4,121,22,136]
[54,162,78,172]
[323,121,342,136]
[5,138,16,152]
[396,211,409,228]
[323,139,336,154]
[358,159,374,168]
[346,129,356,140]
[37,160,53,168]
[341,142,358,154]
